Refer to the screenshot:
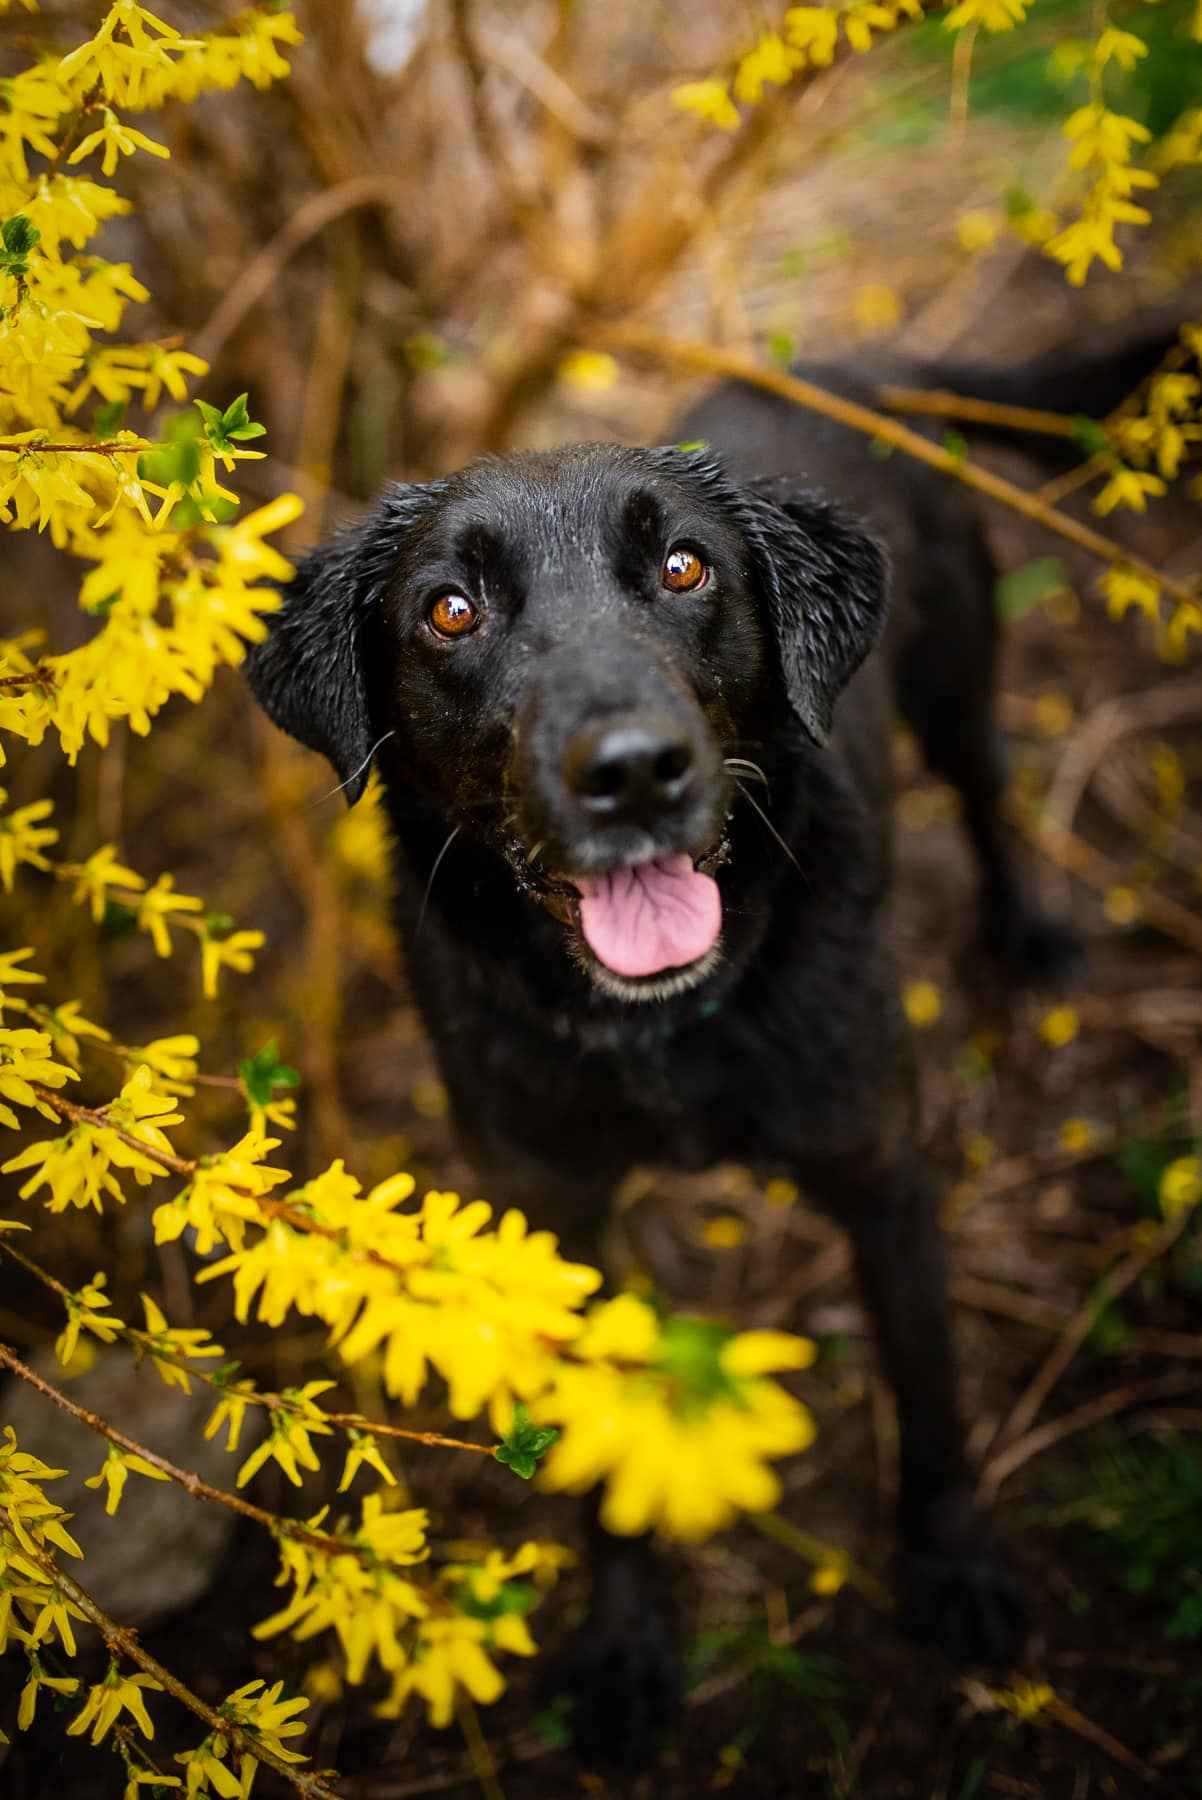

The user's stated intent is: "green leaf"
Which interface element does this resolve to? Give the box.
[674,439,709,454]
[531,1697,574,1747]
[654,1316,740,1410]
[995,557,1070,621]
[238,1040,301,1109]
[0,213,41,279]
[1118,1137,1186,1215]
[1071,415,1111,459]
[171,489,239,528]
[221,392,251,432]
[93,400,126,439]
[138,435,201,490]
[942,429,968,466]
[99,899,138,937]
[767,331,794,368]
[493,1403,558,1480]
[457,1579,537,1622]
[82,588,121,618]
[1,214,39,257]
[195,392,267,454]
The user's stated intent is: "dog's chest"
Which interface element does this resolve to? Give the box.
[570,997,875,1172]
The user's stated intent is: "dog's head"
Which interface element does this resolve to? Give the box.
[247,444,887,1001]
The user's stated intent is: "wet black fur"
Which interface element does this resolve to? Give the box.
[245,331,1176,1769]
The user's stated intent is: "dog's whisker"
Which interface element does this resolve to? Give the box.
[733,778,810,890]
[414,825,462,942]
[724,756,769,788]
[312,730,396,805]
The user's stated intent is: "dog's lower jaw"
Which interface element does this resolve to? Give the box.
[575,936,725,1003]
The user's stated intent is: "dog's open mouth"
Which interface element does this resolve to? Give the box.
[570,854,722,979]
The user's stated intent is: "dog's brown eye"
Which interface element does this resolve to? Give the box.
[428,593,480,638]
[662,546,708,592]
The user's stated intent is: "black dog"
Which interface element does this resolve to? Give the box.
[246,329,1171,1762]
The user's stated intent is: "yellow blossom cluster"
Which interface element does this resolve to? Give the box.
[1047,99,1157,286]
[534,1296,817,1538]
[0,4,830,1782]
[3,1068,818,1547]
[671,3,922,132]
[255,1500,566,1727]
[0,784,265,995]
[0,3,303,764]
[0,1420,321,1787]
[671,4,1202,301]
[1090,325,1202,657]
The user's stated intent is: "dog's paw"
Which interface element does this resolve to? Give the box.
[986,905,1084,989]
[542,1608,681,1769]
[899,1540,1028,1668]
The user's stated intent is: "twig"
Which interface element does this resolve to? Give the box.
[456,1697,506,1800]
[980,1371,1202,1499]
[0,1342,357,1558]
[0,1509,341,1800]
[1044,1693,1159,1784]
[878,384,1082,440]
[981,1213,1194,1486]
[1040,681,1202,856]
[0,440,152,455]
[749,1510,892,1610]
[474,22,608,145]
[593,325,1200,612]
[1021,817,1202,959]
[191,176,407,366]
[448,0,546,248]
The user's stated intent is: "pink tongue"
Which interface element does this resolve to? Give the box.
[573,854,722,978]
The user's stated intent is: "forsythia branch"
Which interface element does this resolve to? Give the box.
[0,1508,340,1800]
[594,324,1200,614]
[0,1341,365,1559]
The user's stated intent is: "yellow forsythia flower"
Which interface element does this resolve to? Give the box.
[67,1670,162,1745]
[84,1443,170,1515]
[557,350,620,393]
[904,980,942,1028]
[538,1304,816,1540]
[1039,1005,1079,1048]
[670,78,740,131]
[1159,1157,1202,1221]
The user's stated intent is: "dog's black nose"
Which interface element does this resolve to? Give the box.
[564,713,696,820]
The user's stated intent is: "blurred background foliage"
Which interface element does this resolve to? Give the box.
[3,1,1202,1795]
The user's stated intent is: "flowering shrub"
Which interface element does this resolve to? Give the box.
[668,3,1202,658]
[673,2,1202,287]
[2,3,1199,1795]
[0,13,822,1788]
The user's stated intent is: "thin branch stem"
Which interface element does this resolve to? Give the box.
[749,1510,891,1610]
[0,440,152,455]
[0,1341,357,1557]
[0,1508,340,1800]
[980,1211,1194,1499]
[594,325,1200,611]
[877,384,1083,440]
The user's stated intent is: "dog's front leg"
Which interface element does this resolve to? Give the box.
[803,1154,1027,1667]
[545,1503,681,1770]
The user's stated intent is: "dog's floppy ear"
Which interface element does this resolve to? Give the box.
[736,476,890,745]
[245,483,435,803]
